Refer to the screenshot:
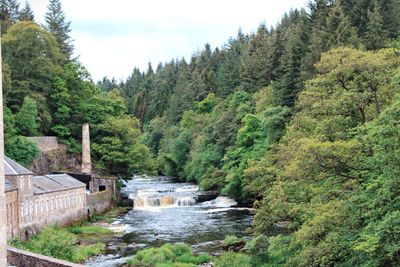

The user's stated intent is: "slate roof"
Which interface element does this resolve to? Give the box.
[4,156,33,176]
[46,174,86,189]
[5,179,17,192]
[32,174,86,195]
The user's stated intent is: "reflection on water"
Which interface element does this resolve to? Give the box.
[86,176,253,267]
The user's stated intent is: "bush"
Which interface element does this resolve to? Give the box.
[214,252,251,267]
[246,235,269,266]
[127,243,211,267]
[9,226,105,263]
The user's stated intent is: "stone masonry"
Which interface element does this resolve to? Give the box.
[81,123,91,174]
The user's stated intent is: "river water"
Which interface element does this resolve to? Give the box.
[86,176,253,267]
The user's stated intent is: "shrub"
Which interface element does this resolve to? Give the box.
[127,243,211,267]
[9,226,105,263]
[214,252,251,267]
[246,235,269,266]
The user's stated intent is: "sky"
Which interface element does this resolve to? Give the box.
[28,0,309,82]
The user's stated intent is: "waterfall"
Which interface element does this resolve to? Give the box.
[133,195,197,209]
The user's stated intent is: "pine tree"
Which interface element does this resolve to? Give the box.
[19,1,34,21]
[45,0,73,58]
[363,0,387,50]
[0,0,20,33]
[241,24,272,93]
[324,0,359,49]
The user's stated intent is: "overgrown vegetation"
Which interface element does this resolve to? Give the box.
[126,243,211,267]
[9,226,105,263]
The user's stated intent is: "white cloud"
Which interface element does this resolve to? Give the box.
[28,0,308,81]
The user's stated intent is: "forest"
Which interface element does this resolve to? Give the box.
[2,0,400,266]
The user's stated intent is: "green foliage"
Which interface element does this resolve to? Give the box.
[214,252,251,267]
[45,0,73,58]
[14,96,39,136]
[9,226,104,263]
[68,225,113,235]
[5,136,40,166]
[3,21,64,133]
[92,115,156,176]
[246,235,269,266]
[222,235,245,247]
[127,243,210,267]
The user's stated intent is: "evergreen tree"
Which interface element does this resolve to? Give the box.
[19,1,34,21]
[324,0,359,49]
[241,24,272,93]
[275,12,310,107]
[363,0,387,50]
[45,0,73,58]
[0,0,20,33]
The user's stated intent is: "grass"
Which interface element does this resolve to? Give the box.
[68,225,113,235]
[222,235,246,247]
[90,206,130,223]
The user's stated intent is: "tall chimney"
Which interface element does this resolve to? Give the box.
[82,123,92,174]
[0,26,8,266]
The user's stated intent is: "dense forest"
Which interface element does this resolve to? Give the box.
[0,0,155,173]
[2,0,400,266]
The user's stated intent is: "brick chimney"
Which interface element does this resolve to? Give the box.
[82,123,92,174]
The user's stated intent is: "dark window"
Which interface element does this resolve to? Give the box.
[99,185,106,191]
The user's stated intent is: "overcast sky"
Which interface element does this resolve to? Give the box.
[28,0,309,81]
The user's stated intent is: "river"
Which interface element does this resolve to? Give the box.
[85,176,253,266]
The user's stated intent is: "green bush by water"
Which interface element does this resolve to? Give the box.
[126,243,211,267]
[214,252,251,267]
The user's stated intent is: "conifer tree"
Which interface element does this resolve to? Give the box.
[45,0,73,58]
[363,0,387,50]
[19,1,34,21]
[0,0,20,33]
[324,0,359,49]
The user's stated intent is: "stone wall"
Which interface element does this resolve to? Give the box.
[87,190,113,215]
[20,188,87,238]
[28,137,59,152]
[7,246,84,267]
[5,190,19,239]
[91,177,115,193]
[30,148,82,175]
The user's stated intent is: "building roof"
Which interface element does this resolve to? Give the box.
[46,174,86,189]
[5,179,17,192]
[4,156,33,176]
[32,174,86,194]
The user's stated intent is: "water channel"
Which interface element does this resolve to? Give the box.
[86,176,253,266]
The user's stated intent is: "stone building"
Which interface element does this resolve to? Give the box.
[4,156,87,239]
[5,179,19,239]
